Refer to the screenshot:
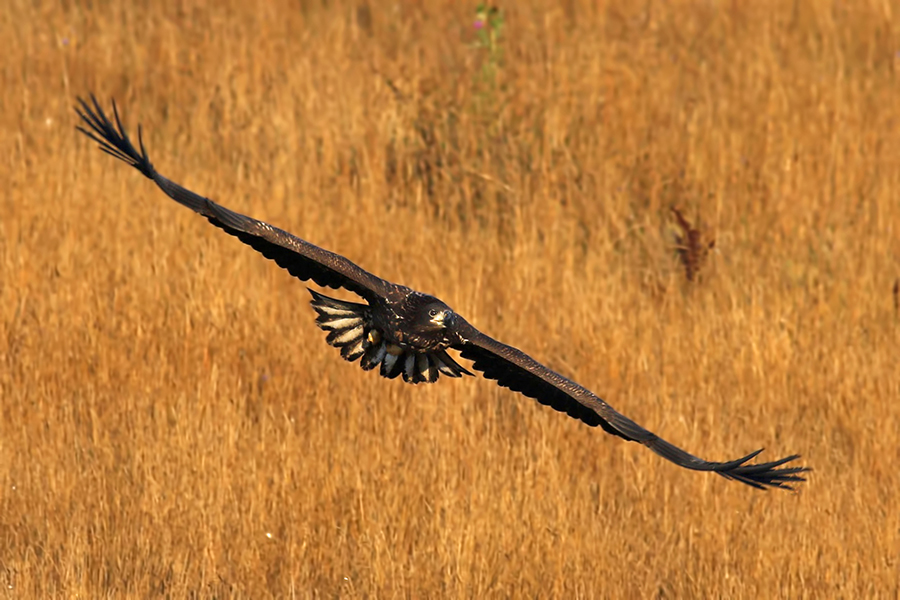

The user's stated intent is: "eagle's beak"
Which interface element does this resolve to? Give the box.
[430,310,449,327]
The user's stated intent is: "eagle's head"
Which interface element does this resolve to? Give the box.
[410,294,455,333]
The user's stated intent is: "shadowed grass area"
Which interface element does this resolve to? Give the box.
[2,0,898,597]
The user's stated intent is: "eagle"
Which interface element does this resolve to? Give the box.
[75,95,809,490]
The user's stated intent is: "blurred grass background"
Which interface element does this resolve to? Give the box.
[2,0,899,597]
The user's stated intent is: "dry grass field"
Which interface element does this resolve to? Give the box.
[2,0,899,597]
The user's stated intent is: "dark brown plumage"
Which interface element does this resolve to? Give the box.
[75,95,809,490]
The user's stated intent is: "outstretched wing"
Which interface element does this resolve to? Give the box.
[450,318,808,490]
[75,95,392,302]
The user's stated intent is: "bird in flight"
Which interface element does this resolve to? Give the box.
[75,95,809,490]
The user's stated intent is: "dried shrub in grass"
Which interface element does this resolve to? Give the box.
[893,279,899,316]
[671,206,716,282]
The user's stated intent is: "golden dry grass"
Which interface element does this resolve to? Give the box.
[2,0,899,597]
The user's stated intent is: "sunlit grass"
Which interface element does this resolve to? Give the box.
[1,0,898,597]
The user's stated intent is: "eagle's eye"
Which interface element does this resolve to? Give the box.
[428,308,438,318]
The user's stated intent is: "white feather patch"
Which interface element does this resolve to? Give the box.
[315,305,359,317]
[320,316,363,330]
[331,325,364,346]
[369,342,387,365]
[382,352,399,375]
[342,339,366,360]
[416,354,429,380]
[433,356,453,375]
[419,354,438,383]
